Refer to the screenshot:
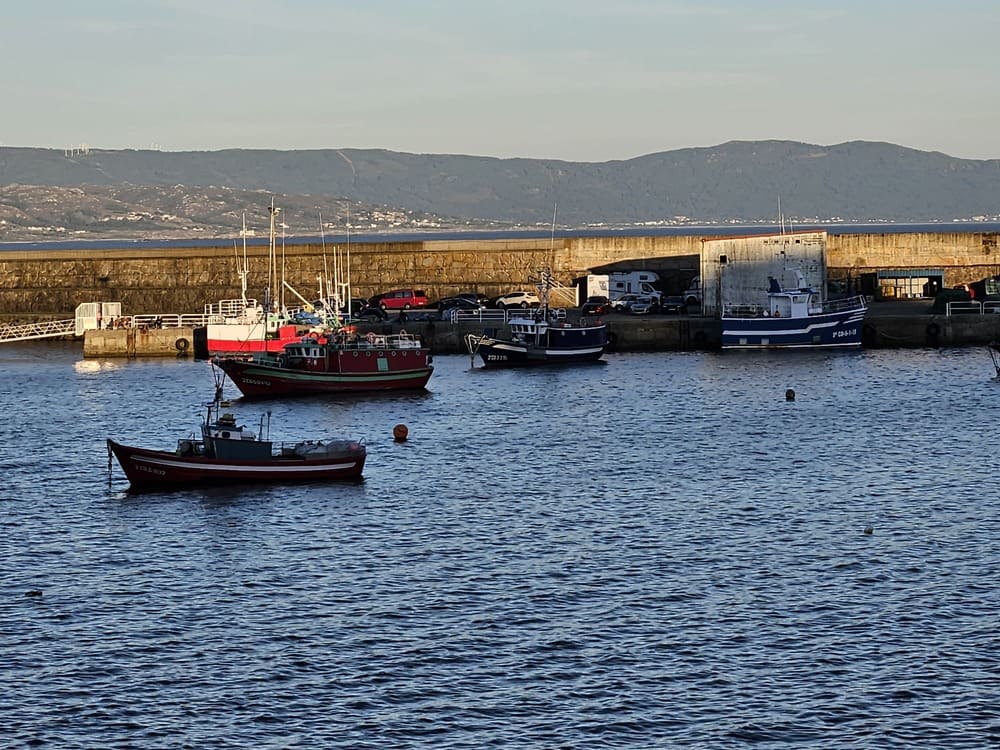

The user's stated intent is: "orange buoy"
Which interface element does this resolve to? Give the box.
[393,424,409,442]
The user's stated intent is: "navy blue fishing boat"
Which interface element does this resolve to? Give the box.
[721,273,868,349]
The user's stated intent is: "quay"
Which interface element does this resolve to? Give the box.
[74,300,1000,357]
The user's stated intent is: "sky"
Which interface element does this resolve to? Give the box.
[2,0,998,162]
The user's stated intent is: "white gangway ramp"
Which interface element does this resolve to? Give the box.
[0,301,121,343]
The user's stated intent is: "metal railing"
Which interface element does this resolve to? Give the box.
[945,300,1000,315]
[0,319,76,343]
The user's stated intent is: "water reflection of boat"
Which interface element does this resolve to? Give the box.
[107,399,366,489]
[721,272,868,349]
[213,330,433,398]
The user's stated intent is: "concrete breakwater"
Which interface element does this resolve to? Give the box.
[2,229,999,321]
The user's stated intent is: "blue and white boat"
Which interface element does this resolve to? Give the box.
[721,273,868,349]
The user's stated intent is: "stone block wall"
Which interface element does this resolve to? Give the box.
[1,230,998,319]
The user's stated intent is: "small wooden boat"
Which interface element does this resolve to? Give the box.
[107,401,366,488]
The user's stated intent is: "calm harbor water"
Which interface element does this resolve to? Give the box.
[2,342,998,748]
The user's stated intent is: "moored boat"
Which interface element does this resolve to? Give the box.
[721,273,868,349]
[465,313,608,367]
[213,330,434,397]
[107,400,366,488]
[194,203,341,357]
[465,267,609,367]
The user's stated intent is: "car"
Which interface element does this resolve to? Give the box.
[437,296,485,317]
[369,288,429,311]
[659,295,688,315]
[492,290,541,309]
[333,297,386,320]
[580,295,612,316]
[355,306,387,321]
[628,295,659,315]
[610,293,643,312]
[457,291,490,306]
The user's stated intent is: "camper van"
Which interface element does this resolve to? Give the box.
[683,276,702,306]
[584,271,663,304]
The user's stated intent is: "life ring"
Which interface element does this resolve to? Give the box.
[175,337,190,352]
[366,332,376,344]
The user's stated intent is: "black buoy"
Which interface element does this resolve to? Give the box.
[393,424,409,442]
[785,388,795,401]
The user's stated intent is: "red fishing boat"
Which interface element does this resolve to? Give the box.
[107,401,366,488]
[213,330,434,398]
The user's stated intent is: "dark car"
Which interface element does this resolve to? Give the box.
[457,291,490,306]
[438,296,484,313]
[659,295,688,315]
[341,298,387,321]
[580,295,612,316]
[438,296,485,319]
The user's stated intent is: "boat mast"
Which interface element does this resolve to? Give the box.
[345,203,352,314]
[538,203,557,313]
[267,199,280,318]
[237,212,250,311]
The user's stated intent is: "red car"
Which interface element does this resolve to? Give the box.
[369,288,428,310]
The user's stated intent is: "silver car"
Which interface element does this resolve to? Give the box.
[628,295,659,315]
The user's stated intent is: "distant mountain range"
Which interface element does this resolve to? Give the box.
[1,140,999,242]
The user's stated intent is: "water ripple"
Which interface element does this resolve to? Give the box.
[1,346,998,747]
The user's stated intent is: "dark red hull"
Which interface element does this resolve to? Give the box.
[107,439,365,488]
[215,345,433,397]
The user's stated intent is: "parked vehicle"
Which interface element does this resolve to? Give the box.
[334,297,386,320]
[683,276,702,306]
[369,288,428,311]
[586,271,664,304]
[492,290,541,309]
[580,295,612,316]
[457,291,490,306]
[437,296,484,317]
[610,293,643,312]
[659,295,687,315]
[628,295,659,315]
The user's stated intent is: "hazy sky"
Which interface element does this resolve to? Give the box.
[3,0,998,161]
